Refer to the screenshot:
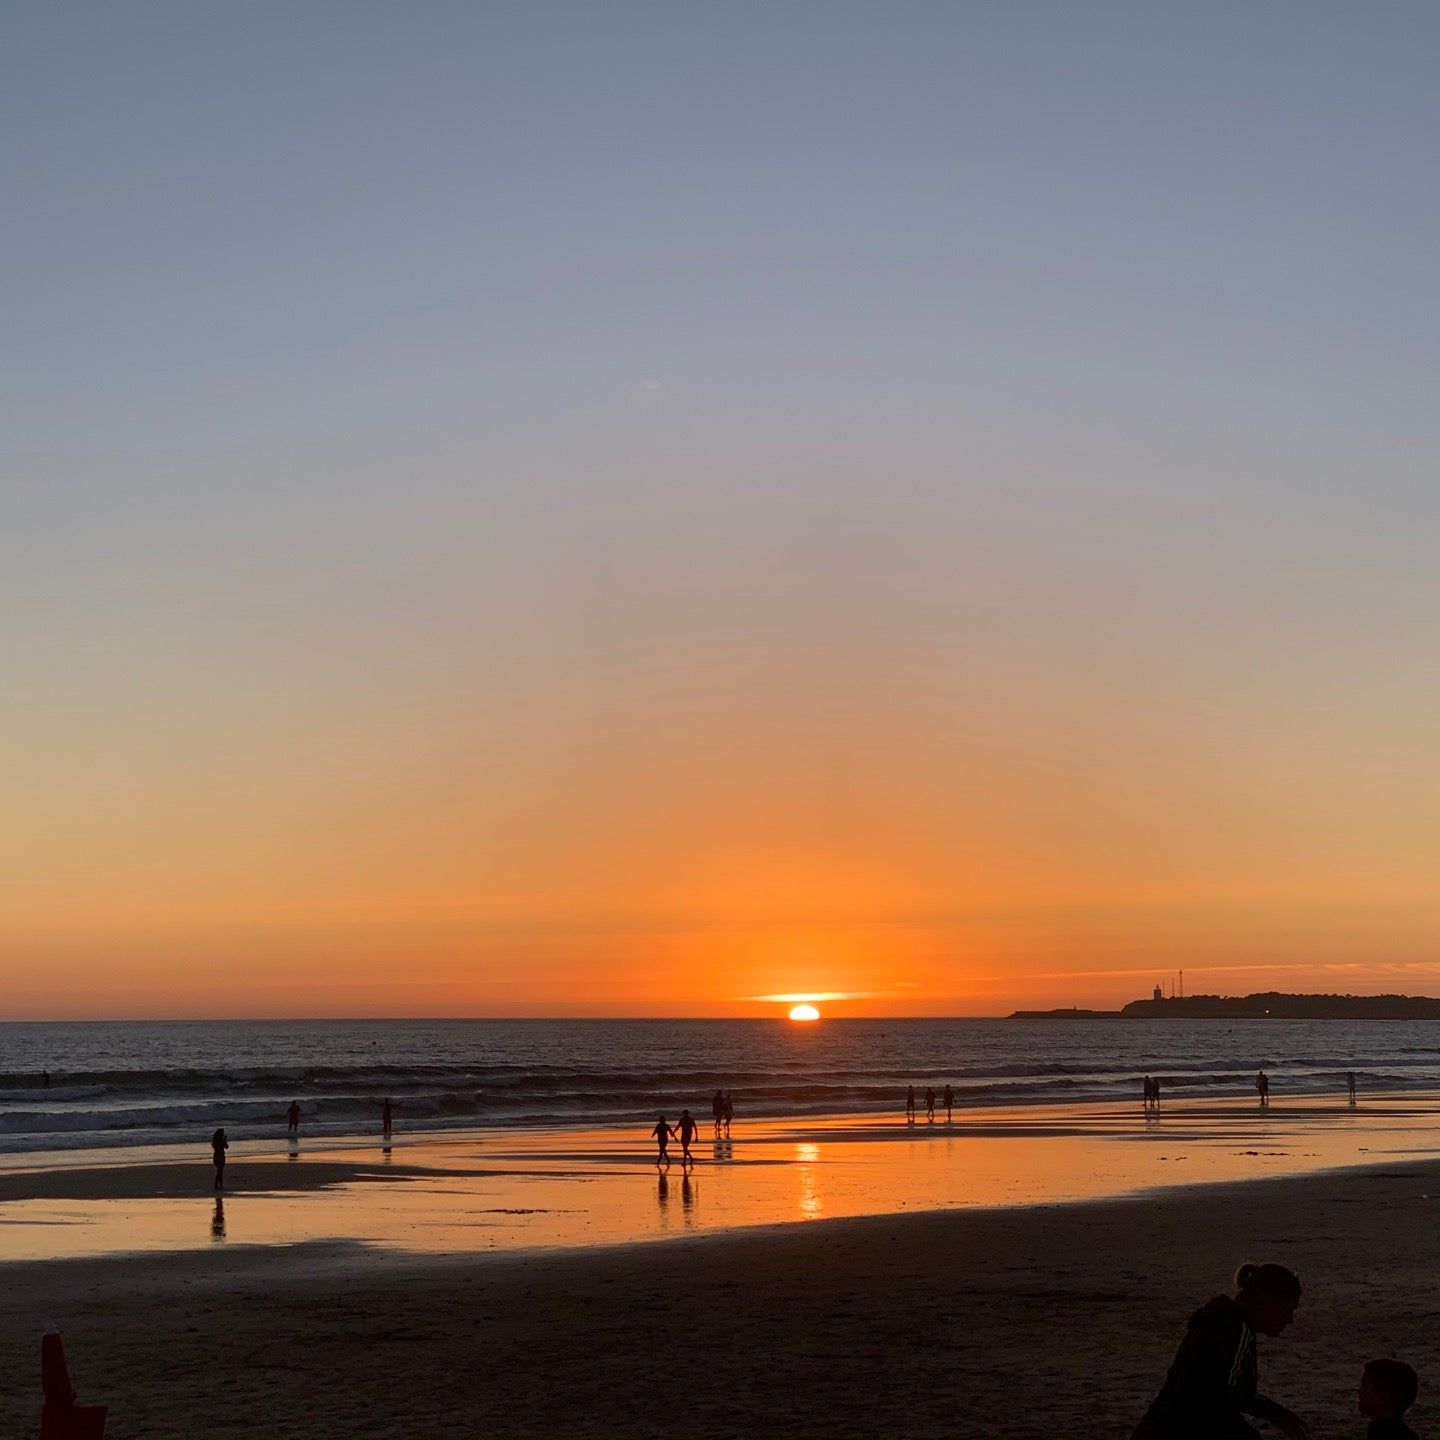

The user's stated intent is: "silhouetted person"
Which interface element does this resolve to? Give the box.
[211,1127,228,1189]
[1347,1071,1358,1103]
[722,1091,734,1137]
[925,1087,936,1122]
[1131,1262,1308,1440]
[286,1100,301,1135]
[652,1114,675,1167]
[1153,1075,1162,1108]
[943,1083,953,1122]
[211,1197,225,1240]
[677,1108,700,1167]
[382,1098,393,1140]
[712,1089,725,1134]
[1256,1071,1270,1107]
[906,1085,916,1123]
[1359,1359,1420,1439]
[1143,1075,1155,1109]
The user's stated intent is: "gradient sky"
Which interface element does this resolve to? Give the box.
[5,4,1440,1018]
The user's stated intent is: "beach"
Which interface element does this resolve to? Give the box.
[1,1160,1433,1438]
[1,1097,1435,1437]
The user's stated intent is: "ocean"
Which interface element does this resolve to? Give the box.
[1,1016,1437,1155]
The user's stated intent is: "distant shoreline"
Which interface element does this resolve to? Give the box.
[1013,990,1440,1020]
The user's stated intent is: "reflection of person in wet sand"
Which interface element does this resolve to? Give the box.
[943,1084,953,1122]
[905,1086,916,1123]
[211,1197,225,1239]
[382,1097,393,1140]
[676,1108,701,1167]
[1131,1262,1308,1440]
[211,1127,228,1189]
[651,1114,676,1167]
[286,1100,302,1135]
[1256,1071,1270,1107]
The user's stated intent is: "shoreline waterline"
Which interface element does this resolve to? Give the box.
[3,1088,1438,1267]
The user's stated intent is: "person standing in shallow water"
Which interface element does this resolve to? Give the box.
[211,1127,229,1189]
[1131,1262,1309,1440]
[1256,1071,1270,1107]
[286,1100,302,1135]
[1347,1071,1358,1103]
[381,1097,393,1140]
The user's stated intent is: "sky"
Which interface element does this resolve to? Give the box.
[4,3,1440,1018]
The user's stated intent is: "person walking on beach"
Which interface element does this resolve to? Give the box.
[677,1108,701,1168]
[652,1114,676,1167]
[286,1100,302,1135]
[211,1127,229,1189]
[1347,1071,1358,1103]
[1131,1262,1309,1440]
[381,1097,393,1140]
[943,1083,953,1122]
[1256,1071,1270,1107]
[906,1085,916,1123]
[712,1089,725,1135]
[924,1086,936,1122]
[722,1091,734,1137]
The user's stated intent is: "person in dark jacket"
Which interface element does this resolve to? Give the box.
[1131,1263,1310,1439]
[1359,1359,1420,1439]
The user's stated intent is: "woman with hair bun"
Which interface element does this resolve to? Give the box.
[1131,1263,1310,1439]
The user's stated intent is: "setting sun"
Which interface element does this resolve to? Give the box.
[788,1004,821,1022]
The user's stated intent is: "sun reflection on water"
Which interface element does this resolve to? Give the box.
[796,1142,822,1218]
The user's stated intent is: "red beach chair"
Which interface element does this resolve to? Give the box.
[40,1326,107,1440]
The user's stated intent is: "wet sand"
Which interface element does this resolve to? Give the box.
[0,1158,1435,1438]
[2,1096,1437,1435]
[4,1092,1439,1263]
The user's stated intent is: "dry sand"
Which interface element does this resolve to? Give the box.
[2,1159,1434,1439]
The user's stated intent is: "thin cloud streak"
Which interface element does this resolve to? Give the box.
[741,991,897,1004]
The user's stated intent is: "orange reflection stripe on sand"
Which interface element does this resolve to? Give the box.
[0,1093,1430,1265]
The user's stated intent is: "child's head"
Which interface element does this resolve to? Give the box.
[1359,1359,1419,1420]
[1233,1263,1302,1336]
